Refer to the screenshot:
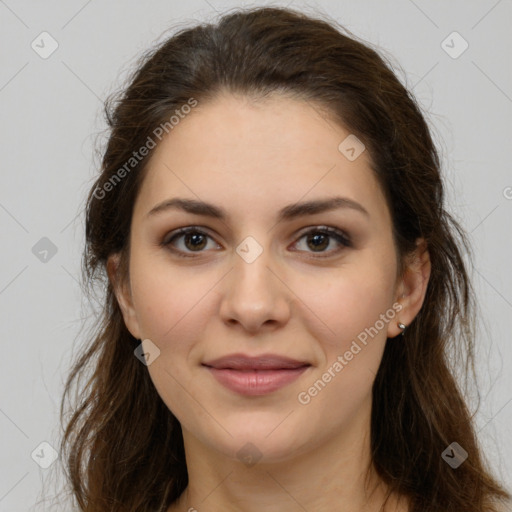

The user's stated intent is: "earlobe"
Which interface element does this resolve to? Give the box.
[388,239,431,339]
[107,253,142,340]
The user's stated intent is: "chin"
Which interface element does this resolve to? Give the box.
[192,414,310,466]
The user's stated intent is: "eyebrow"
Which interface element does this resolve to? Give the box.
[146,196,369,222]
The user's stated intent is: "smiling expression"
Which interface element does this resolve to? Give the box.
[112,92,406,463]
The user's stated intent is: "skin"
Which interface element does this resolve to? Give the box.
[108,92,431,512]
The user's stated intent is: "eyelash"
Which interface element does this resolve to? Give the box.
[160,226,352,259]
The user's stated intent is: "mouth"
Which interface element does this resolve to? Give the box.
[202,353,311,396]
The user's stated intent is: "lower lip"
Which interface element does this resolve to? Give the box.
[205,366,309,396]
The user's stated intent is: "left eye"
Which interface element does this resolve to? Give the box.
[293,227,351,254]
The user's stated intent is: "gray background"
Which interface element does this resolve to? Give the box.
[0,0,511,510]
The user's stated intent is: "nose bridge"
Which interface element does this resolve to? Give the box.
[232,237,277,303]
[219,235,290,331]
[235,243,272,291]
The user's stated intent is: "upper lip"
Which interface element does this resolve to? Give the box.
[202,353,310,370]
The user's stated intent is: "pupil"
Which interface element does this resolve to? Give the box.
[186,233,206,250]
[308,233,328,251]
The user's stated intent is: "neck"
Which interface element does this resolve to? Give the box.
[169,404,405,512]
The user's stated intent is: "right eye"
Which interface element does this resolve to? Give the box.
[161,227,222,257]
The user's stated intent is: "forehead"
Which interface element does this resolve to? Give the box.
[134,93,389,224]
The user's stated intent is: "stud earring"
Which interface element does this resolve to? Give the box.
[398,322,406,332]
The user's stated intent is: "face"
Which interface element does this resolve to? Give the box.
[111,92,420,465]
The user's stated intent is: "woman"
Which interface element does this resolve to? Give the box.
[60,6,511,511]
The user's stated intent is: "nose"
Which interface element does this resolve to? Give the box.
[218,246,291,334]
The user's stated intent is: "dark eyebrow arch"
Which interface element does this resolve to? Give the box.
[146,196,369,221]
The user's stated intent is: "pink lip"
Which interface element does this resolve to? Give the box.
[202,353,311,396]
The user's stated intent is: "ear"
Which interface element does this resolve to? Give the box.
[107,253,142,340]
[387,238,431,338]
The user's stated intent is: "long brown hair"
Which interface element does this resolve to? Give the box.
[60,6,510,511]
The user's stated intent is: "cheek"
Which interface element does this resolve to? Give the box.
[293,270,395,429]
[298,255,397,348]
[129,257,221,418]
[130,251,217,349]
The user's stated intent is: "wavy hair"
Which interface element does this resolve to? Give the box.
[60,6,510,511]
